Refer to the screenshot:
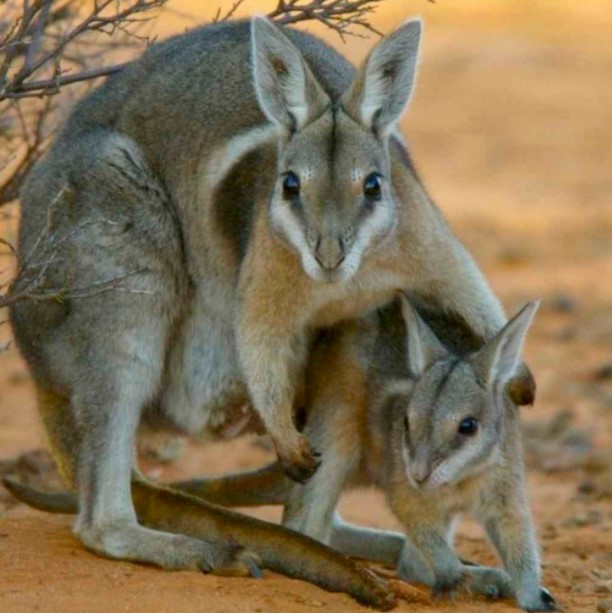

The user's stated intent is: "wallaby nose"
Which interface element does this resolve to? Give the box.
[411,464,431,485]
[314,236,345,271]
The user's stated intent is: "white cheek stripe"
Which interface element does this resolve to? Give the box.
[204,123,278,192]
[429,440,491,489]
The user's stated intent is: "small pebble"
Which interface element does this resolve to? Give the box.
[563,510,602,527]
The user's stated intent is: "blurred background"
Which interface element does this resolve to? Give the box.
[0,2,610,612]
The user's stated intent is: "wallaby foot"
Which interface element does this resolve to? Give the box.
[432,570,471,600]
[464,566,513,600]
[75,519,260,576]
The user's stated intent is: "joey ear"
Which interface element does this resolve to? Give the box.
[341,19,422,137]
[471,302,539,389]
[251,17,330,134]
[399,292,447,378]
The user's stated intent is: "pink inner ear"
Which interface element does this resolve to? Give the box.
[506,366,537,406]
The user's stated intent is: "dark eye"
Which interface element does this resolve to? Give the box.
[363,172,382,200]
[282,171,300,199]
[403,413,409,432]
[458,417,479,436]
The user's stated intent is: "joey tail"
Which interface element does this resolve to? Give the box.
[4,460,288,514]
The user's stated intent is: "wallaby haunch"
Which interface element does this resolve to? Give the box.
[9,15,514,605]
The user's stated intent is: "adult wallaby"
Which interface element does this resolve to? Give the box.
[9,14,508,600]
[8,297,554,611]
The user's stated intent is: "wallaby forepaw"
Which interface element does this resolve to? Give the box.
[520,588,558,612]
[275,434,321,483]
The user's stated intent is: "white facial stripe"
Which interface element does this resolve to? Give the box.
[344,200,395,270]
[428,439,491,489]
[270,200,321,278]
[204,124,278,192]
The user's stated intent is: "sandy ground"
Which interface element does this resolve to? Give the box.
[0,2,610,612]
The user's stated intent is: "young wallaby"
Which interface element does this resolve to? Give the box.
[9,14,509,601]
[382,298,555,612]
[7,297,554,611]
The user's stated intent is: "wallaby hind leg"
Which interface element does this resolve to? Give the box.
[32,383,256,574]
[69,336,259,576]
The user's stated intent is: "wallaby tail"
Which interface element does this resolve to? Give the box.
[4,460,289,515]
[3,478,77,513]
[136,480,396,610]
[4,475,395,609]
[171,461,290,506]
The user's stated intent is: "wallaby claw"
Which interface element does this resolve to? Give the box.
[275,434,321,483]
[522,588,558,612]
[539,588,558,611]
[519,587,559,612]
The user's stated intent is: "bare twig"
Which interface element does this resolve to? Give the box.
[0,1,169,208]
[267,0,384,39]
[213,0,248,23]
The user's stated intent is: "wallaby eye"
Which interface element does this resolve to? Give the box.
[458,417,479,436]
[363,172,382,200]
[282,171,300,199]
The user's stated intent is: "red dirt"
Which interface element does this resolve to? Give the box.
[1,2,610,612]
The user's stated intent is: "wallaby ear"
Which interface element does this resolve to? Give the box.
[251,17,329,134]
[341,19,422,137]
[399,292,447,378]
[471,302,539,389]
